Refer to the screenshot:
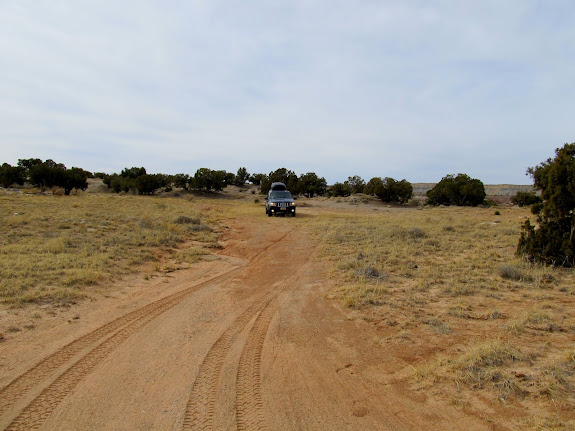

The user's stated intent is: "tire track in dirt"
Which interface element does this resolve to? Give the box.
[2,226,296,430]
[182,296,274,430]
[235,303,277,431]
[0,266,241,430]
[184,228,312,431]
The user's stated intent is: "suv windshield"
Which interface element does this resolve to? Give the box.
[269,191,293,199]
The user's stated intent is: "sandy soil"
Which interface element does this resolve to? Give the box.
[1,209,499,431]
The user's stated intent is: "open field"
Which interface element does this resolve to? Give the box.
[0,187,573,430]
[310,205,575,429]
[0,193,218,305]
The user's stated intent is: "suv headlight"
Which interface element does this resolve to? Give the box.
[269,202,276,206]
[289,202,296,206]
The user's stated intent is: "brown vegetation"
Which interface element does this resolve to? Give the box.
[313,204,574,429]
[0,192,217,305]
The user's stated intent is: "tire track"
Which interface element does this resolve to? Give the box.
[0,266,240,428]
[182,296,273,430]
[235,303,276,431]
[1,226,296,430]
[183,230,314,431]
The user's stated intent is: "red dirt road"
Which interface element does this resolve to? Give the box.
[0,214,490,430]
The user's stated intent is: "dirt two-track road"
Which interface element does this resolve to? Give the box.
[0,212,490,431]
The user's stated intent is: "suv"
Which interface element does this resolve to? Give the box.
[265,182,296,217]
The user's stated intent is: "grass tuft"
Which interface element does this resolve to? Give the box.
[449,341,526,390]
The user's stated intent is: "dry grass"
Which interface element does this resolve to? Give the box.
[446,340,528,392]
[311,204,575,427]
[2,188,573,428]
[312,206,553,305]
[0,193,218,305]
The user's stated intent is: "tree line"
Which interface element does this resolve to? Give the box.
[0,159,89,195]
[4,142,574,268]
[1,159,491,205]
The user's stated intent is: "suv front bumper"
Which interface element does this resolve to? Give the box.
[269,206,296,215]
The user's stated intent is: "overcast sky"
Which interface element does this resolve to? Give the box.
[1,1,573,184]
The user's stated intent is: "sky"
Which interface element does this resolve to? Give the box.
[1,1,574,185]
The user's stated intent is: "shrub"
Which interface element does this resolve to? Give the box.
[193,168,229,192]
[249,173,266,186]
[172,173,191,191]
[427,174,486,206]
[59,167,89,195]
[517,143,575,267]
[364,177,383,195]
[450,341,525,389]
[511,191,542,207]
[108,175,132,193]
[15,159,88,194]
[174,216,200,225]
[499,264,524,281]
[234,167,250,186]
[134,174,168,195]
[407,227,425,239]
[345,175,365,194]
[0,163,26,188]
[120,167,146,179]
[374,177,413,204]
[329,182,352,197]
[298,172,327,197]
[362,267,383,279]
[139,217,155,229]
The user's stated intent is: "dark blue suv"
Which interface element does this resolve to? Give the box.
[265,182,296,217]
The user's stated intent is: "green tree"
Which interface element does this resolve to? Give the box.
[224,171,236,186]
[394,179,414,204]
[120,167,147,179]
[426,174,485,206]
[511,191,542,207]
[0,163,26,188]
[517,143,575,267]
[298,172,327,197]
[329,182,351,197]
[109,175,132,193]
[345,175,365,194]
[235,167,250,186]
[249,173,266,186]
[260,168,298,194]
[18,159,89,194]
[17,158,43,173]
[28,160,66,191]
[374,177,413,204]
[364,177,384,195]
[60,167,89,195]
[193,168,228,192]
[134,174,167,195]
[173,173,191,191]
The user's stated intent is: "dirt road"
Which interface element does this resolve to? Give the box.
[0,212,490,430]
